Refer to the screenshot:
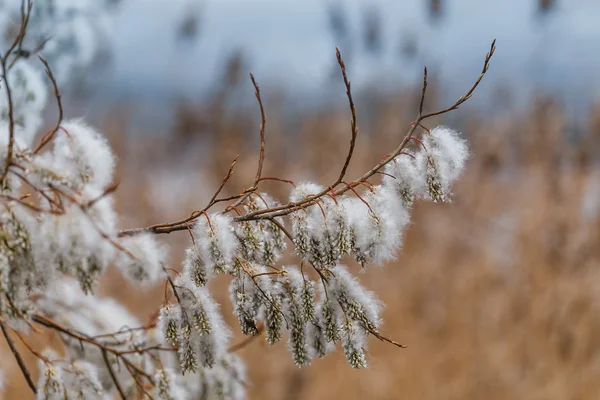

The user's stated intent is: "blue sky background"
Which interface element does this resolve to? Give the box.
[74,0,600,126]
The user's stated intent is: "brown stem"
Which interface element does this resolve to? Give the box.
[33,54,64,154]
[102,348,127,400]
[249,73,266,189]
[118,40,496,235]
[335,47,358,184]
[0,321,37,394]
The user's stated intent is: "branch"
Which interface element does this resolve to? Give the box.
[228,323,264,353]
[0,320,37,394]
[0,57,16,186]
[207,154,239,207]
[421,39,496,120]
[32,314,155,385]
[335,47,358,184]
[368,328,407,349]
[119,155,239,237]
[33,54,64,154]
[419,66,428,114]
[249,73,266,189]
[0,1,35,185]
[118,40,496,235]
[102,348,127,400]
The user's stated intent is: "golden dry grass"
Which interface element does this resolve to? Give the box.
[2,88,600,399]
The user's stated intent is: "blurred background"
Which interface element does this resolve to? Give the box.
[6,0,600,399]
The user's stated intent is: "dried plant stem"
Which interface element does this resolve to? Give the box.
[0,320,37,394]
[250,73,266,189]
[118,39,496,237]
[33,54,64,154]
[102,348,127,400]
[336,47,358,183]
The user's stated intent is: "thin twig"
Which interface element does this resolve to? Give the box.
[419,66,428,114]
[421,40,496,119]
[335,47,358,184]
[267,216,293,242]
[0,321,37,394]
[84,181,120,209]
[102,349,127,400]
[0,58,16,186]
[249,73,266,189]
[228,323,265,353]
[33,54,63,154]
[207,154,239,207]
[368,328,407,349]
[118,40,496,235]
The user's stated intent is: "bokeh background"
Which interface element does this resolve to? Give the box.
[4,0,600,399]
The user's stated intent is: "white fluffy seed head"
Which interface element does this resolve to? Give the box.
[346,186,408,266]
[290,182,324,203]
[117,233,168,284]
[280,267,312,366]
[36,350,65,400]
[235,195,287,267]
[158,304,183,346]
[340,320,368,369]
[52,119,116,190]
[64,361,104,399]
[382,153,424,206]
[328,265,382,332]
[173,276,232,369]
[427,126,469,183]
[417,126,470,202]
[229,265,266,336]
[182,246,211,287]
[155,368,189,400]
[193,214,238,275]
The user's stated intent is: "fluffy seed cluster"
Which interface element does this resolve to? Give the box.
[0,112,468,398]
[235,194,287,266]
[193,214,238,275]
[0,7,471,394]
[159,276,231,373]
[36,351,104,400]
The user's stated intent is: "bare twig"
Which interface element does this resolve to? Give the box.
[84,181,120,209]
[228,323,265,353]
[421,40,496,120]
[0,320,37,394]
[249,73,266,189]
[419,66,428,114]
[0,58,16,186]
[119,155,240,237]
[32,314,155,385]
[267,216,293,242]
[118,40,496,236]
[102,349,127,400]
[335,47,358,184]
[368,328,407,349]
[208,154,239,207]
[33,54,64,154]
[0,1,35,185]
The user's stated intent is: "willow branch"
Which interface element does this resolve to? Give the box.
[335,47,358,184]
[0,58,16,186]
[102,348,127,400]
[0,320,37,394]
[33,54,64,154]
[249,73,266,189]
[118,40,496,235]
[421,39,496,119]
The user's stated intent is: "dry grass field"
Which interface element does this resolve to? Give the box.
[2,81,600,399]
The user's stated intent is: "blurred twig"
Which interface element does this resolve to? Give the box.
[0,319,37,394]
